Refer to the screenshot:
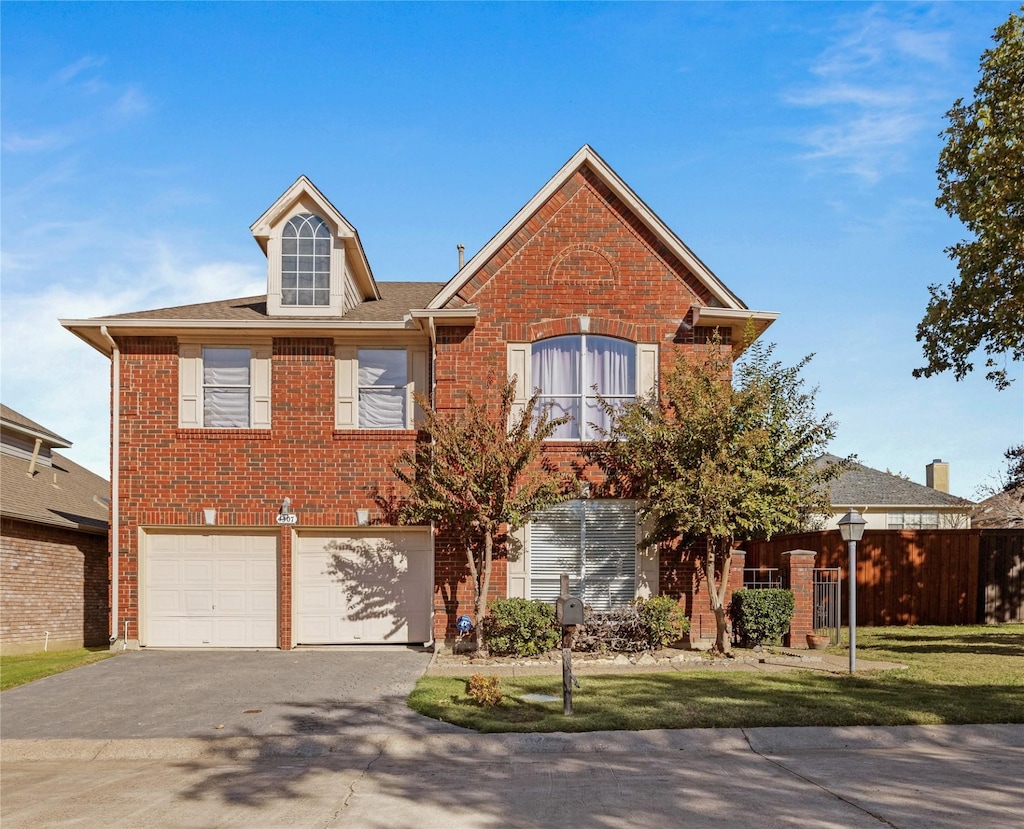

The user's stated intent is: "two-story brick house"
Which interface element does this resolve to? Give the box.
[62,146,777,650]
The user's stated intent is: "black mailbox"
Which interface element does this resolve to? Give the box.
[555,596,584,626]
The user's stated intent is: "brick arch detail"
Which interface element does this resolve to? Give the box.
[524,316,655,343]
[547,243,618,289]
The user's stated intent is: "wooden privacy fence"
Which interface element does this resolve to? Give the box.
[743,530,980,626]
[979,530,1024,623]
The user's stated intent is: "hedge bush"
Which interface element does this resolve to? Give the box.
[482,598,560,656]
[730,589,795,647]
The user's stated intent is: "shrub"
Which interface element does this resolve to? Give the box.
[730,589,795,647]
[574,597,689,653]
[483,598,560,656]
[635,595,690,648]
[467,674,503,706]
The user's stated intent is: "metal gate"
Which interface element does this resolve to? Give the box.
[813,568,841,645]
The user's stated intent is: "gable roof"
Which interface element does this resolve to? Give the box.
[249,174,379,301]
[1,405,109,533]
[819,453,971,508]
[428,144,778,337]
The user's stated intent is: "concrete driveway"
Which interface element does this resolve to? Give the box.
[0,647,465,740]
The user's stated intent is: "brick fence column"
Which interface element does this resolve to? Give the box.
[278,527,293,650]
[782,549,816,648]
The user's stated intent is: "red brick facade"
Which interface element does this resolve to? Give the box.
[1,517,109,653]
[73,147,782,649]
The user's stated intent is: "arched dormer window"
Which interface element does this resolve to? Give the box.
[282,213,331,306]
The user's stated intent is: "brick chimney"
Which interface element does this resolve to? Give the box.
[926,459,949,493]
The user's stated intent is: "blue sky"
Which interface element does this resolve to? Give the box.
[2,1,1021,499]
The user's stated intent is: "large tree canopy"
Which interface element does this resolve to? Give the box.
[915,8,1024,390]
[591,338,845,654]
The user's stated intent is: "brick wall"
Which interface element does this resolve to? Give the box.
[1,517,109,654]
[114,167,736,646]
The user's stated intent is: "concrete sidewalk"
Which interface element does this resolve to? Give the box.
[4,725,1022,828]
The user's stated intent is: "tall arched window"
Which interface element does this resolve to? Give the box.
[282,213,330,306]
[531,335,637,439]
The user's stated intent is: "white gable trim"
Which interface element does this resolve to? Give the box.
[428,145,751,311]
[250,175,379,303]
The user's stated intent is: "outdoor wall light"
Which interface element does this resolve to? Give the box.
[837,509,867,673]
[356,508,370,526]
[203,508,217,525]
[280,497,292,516]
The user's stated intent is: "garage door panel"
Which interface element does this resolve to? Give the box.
[216,560,247,583]
[144,533,278,648]
[183,591,213,613]
[295,530,431,645]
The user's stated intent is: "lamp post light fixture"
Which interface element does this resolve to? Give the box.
[837,509,867,673]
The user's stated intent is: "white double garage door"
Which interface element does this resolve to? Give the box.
[143,529,432,647]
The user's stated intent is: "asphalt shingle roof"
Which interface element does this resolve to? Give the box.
[819,453,970,507]
[0,404,70,447]
[104,282,446,323]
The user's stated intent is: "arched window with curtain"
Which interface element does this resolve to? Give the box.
[531,335,637,439]
[281,213,331,306]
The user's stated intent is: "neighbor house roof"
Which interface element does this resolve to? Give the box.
[0,404,71,448]
[1,405,109,533]
[818,453,971,508]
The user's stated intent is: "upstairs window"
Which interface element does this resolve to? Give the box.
[202,347,251,428]
[532,335,637,440]
[282,213,330,306]
[358,348,408,428]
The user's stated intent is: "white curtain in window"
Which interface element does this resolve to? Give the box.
[359,349,407,428]
[585,338,636,439]
[532,336,580,438]
[203,348,250,428]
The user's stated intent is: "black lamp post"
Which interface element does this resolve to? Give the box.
[837,509,867,673]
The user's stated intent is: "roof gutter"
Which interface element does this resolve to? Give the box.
[100,325,121,647]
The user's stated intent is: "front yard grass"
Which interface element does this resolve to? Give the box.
[408,624,1024,733]
[0,647,115,691]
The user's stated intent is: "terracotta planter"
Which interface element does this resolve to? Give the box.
[806,633,830,650]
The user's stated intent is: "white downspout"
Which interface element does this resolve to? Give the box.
[100,326,120,647]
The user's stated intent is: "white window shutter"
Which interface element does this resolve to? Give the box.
[638,343,659,399]
[506,525,529,599]
[409,346,429,426]
[178,343,202,428]
[335,344,358,428]
[507,343,531,424]
[251,345,272,429]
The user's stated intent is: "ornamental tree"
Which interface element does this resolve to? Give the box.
[589,337,845,654]
[915,8,1024,390]
[391,377,577,650]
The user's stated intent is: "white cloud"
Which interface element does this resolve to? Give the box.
[786,5,954,183]
[1,242,264,476]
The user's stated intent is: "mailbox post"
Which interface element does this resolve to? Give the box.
[555,573,583,716]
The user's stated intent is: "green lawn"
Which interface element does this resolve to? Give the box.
[408,624,1024,733]
[0,647,116,691]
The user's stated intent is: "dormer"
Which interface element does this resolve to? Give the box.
[250,176,379,317]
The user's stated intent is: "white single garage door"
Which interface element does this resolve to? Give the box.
[144,533,278,647]
[294,529,432,644]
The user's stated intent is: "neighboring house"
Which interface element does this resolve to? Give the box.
[61,145,778,649]
[972,487,1024,529]
[1,405,110,654]
[815,453,973,531]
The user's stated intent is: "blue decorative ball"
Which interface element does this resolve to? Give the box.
[456,615,473,632]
